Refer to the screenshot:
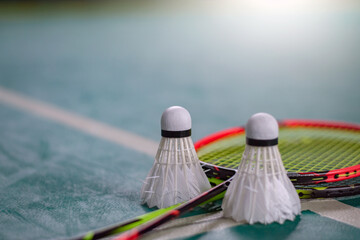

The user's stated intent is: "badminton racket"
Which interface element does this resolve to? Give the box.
[73,119,360,240]
[198,119,360,185]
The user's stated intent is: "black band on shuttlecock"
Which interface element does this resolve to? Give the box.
[246,137,278,146]
[161,129,191,138]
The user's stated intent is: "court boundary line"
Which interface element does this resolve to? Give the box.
[141,200,360,239]
[0,87,158,157]
[301,199,360,228]
[142,211,241,240]
[0,86,359,238]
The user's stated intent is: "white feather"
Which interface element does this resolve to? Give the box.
[140,136,211,208]
[222,145,301,224]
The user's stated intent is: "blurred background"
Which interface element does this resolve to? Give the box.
[0,0,360,239]
[1,0,359,140]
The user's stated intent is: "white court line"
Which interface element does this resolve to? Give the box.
[301,199,360,228]
[0,86,359,238]
[0,87,158,157]
[142,211,244,240]
[141,199,360,240]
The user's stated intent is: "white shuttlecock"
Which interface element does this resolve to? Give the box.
[140,106,211,208]
[222,113,301,224]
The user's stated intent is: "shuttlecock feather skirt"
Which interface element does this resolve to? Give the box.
[141,137,211,208]
[222,146,301,224]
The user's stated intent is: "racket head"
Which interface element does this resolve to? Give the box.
[195,119,360,184]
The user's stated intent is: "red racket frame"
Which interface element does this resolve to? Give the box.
[194,119,360,184]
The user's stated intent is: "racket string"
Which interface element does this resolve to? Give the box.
[198,127,360,174]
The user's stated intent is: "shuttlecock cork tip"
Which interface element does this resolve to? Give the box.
[246,112,278,146]
[161,106,192,138]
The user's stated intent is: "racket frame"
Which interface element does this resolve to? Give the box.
[195,119,360,185]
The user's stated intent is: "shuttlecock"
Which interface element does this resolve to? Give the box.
[222,113,301,224]
[140,106,211,208]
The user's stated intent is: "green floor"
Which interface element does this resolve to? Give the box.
[1,2,360,240]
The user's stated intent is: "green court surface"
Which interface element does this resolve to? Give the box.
[1,1,360,240]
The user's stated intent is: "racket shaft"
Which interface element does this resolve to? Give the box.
[113,180,231,240]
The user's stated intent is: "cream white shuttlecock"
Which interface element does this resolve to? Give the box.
[140,106,211,208]
[222,113,301,224]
